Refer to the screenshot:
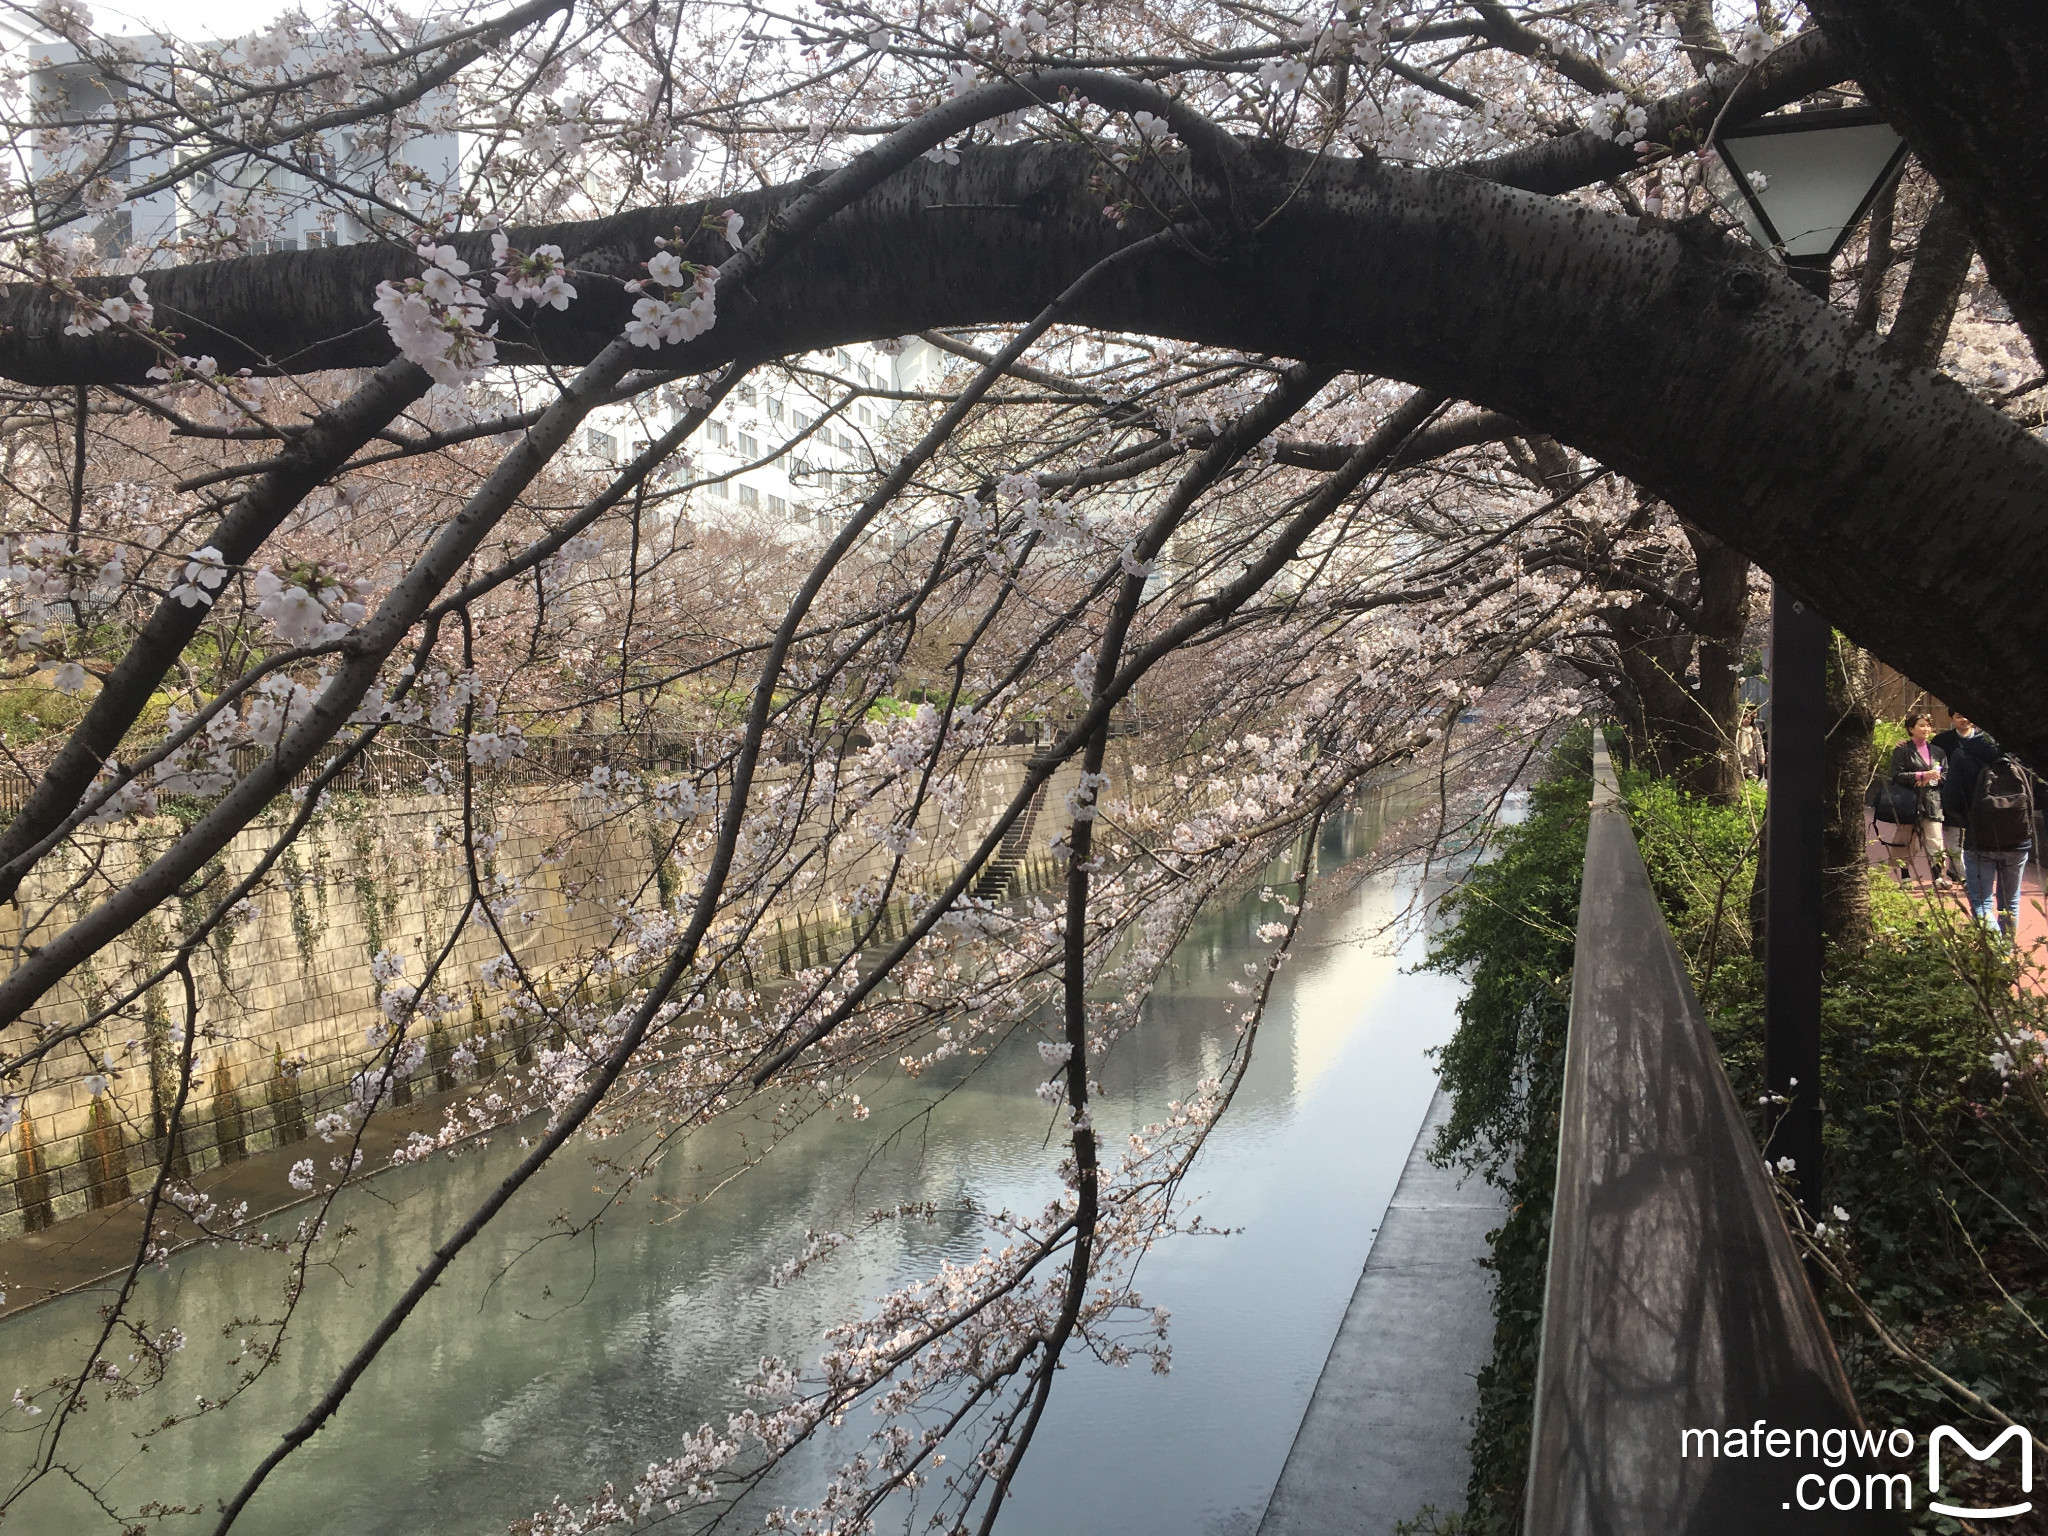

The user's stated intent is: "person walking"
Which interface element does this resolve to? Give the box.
[1888,713,1951,884]
[1951,731,2036,939]
[1736,705,1765,781]
[1933,711,1985,886]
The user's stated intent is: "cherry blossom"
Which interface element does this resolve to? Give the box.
[374,244,498,387]
[0,6,1946,1529]
[169,546,230,608]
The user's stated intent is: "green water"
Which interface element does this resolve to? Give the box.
[0,799,1468,1535]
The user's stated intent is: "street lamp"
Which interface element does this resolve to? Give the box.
[1713,106,1908,286]
[1709,106,1907,1225]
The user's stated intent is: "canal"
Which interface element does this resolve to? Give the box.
[0,798,1469,1535]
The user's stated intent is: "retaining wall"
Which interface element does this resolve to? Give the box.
[1,747,1090,1237]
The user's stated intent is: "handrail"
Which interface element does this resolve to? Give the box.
[1523,736,1904,1533]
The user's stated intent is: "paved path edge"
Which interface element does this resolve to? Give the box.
[1256,1083,1509,1536]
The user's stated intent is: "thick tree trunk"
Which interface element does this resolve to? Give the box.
[1615,632,1691,780]
[1851,176,1900,335]
[1883,197,1978,372]
[1601,525,1750,804]
[1805,1,2048,365]
[5,126,2048,764]
[1684,525,1750,806]
[1822,637,1879,952]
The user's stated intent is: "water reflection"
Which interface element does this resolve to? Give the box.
[0,797,1466,1536]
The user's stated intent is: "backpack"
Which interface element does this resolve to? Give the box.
[1969,754,2037,851]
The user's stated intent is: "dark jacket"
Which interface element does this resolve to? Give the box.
[1889,739,1948,822]
[1950,734,2035,852]
[1932,728,1989,821]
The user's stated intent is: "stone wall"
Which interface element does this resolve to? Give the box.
[1,747,1088,1238]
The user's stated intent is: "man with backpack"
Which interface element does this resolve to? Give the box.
[1950,731,2038,938]
[1934,712,1988,888]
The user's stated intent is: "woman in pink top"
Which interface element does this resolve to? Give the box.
[1887,712,1952,885]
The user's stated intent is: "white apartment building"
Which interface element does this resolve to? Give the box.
[19,21,939,537]
[580,340,944,541]
[21,30,460,259]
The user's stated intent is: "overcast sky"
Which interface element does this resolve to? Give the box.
[86,0,316,44]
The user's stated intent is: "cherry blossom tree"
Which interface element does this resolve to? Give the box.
[0,1,2040,1531]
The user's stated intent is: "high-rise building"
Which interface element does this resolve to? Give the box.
[21,28,460,261]
[581,340,942,541]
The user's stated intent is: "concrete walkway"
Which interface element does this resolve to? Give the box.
[1257,1086,1507,1536]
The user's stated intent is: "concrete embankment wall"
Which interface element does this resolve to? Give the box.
[0,747,1086,1239]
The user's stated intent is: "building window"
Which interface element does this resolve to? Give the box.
[858,407,873,427]
[737,432,757,457]
[767,396,783,419]
[837,348,852,366]
[737,484,759,506]
[738,385,756,406]
[705,481,728,500]
[794,458,815,479]
[584,429,618,461]
[706,421,726,447]
[768,494,786,516]
[92,209,133,255]
[836,429,855,450]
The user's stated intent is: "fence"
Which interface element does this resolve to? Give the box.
[1522,737,1904,1533]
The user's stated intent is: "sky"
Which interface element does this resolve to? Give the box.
[80,0,333,44]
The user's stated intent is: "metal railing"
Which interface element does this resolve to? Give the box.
[1523,737,1904,1533]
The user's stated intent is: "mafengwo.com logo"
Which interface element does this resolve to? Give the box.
[1930,1427,2034,1520]
[1679,1421,2033,1516]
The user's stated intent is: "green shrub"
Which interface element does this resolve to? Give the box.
[1623,774,2048,1533]
[1424,733,1590,1533]
[0,677,93,744]
[1432,741,2048,1535]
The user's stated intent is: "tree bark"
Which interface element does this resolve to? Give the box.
[1601,605,1693,785]
[5,109,2048,765]
[1821,637,1878,952]
[1605,575,1745,806]
[1851,175,1899,335]
[1687,525,1750,806]
[1883,196,1977,371]
[1613,628,1690,779]
[1804,1,2048,365]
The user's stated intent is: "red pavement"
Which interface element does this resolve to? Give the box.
[1866,813,2048,980]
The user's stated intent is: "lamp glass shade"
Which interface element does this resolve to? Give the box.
[1715,109,1907,262]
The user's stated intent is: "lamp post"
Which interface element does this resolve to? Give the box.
[1710,106,1907,1223]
